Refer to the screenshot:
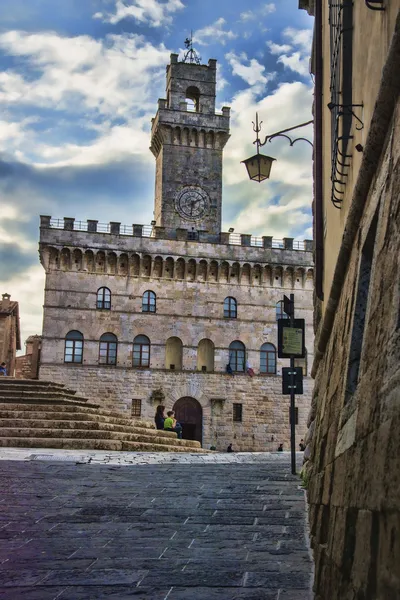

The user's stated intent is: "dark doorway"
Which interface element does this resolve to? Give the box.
[173,397,202,445]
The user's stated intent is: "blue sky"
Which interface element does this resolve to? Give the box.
[0,0,314,344]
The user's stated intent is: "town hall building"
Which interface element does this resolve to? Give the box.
[38,52,314,451]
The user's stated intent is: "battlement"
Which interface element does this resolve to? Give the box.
[40,216,313,253]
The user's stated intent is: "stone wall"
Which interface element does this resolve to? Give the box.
[39,223,314,451]
[307,98,400,599]
[39,364,312,452]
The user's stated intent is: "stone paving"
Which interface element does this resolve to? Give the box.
[0,451,313,599]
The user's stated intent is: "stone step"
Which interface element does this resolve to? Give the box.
[0,428,201,448]
[0,379,67,389]
[0,418,176,439]
[0,437,207,453]
[0,395,96,408]
[0,390,89,402]
[0,404,154,428]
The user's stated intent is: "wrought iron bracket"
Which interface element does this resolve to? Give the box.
[365,0,385,10]
[327,102,364,130]
[252,115,314,150]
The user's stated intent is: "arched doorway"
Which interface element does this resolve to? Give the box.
[173,397,202,445]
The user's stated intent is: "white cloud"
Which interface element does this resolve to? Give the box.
[267,42,292,55]
[0,31,169,117]
[278,51,309,77]
[262,3,276,14]
[194,18,237,46]
[93,0,184,27]
[221,80,313,239]
[266,27,313,77]
[0,30,171,166]
[240,11,256,22]
[283,27,313,54]
[226,51,275,89]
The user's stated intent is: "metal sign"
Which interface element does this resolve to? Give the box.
[283,295,294,316]
[277,319,305,358]
[282,367,303,395]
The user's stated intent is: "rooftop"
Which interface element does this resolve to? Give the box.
[40,216,313,253]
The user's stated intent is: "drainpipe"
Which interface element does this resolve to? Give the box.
[314,0,324,301]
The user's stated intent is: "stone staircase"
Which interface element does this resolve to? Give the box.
[0,379,206,453]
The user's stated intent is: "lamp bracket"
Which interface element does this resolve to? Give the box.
[252,116,314,149]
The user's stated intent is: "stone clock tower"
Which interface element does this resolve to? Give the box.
[150,53,230,236]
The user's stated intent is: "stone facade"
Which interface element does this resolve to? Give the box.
[300,2,400,599]
[151,54,230,235]
[38,52,315,452]
[0,293,21,376]
[15,335,42,379]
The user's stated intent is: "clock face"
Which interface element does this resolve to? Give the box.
[175,186,209,220]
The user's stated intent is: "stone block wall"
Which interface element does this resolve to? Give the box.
[39,364,312,451]
[307,100,400,599]
[38,227,314,450]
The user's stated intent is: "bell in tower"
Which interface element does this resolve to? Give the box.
[150,45,230,237]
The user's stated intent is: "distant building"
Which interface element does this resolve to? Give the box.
[300,1,400,599]
[0,293,21,376]
[38,52,314,451]
[15,335,42,380]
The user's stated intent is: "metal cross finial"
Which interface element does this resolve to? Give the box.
[182,31,201,64]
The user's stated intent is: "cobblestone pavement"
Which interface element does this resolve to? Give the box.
[0,452,312,600]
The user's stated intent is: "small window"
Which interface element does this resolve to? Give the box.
[133,335,150,368]
[131,399,142,417]
[97,287,111,310]
[276,300,289,320]
[142,291,156,313]
[260,343,276,374]
[289,407,299,425]
[64,330,83,364]
[99,332,117,365]
[233,403,243,422]
[229,340,246,372]
[224,297,237,319]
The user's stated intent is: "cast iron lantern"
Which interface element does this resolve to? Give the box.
[242,113,313,182]
[241,153,276,182]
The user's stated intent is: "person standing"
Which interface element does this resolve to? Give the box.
[227,443,233,453]
[0,363,7,376]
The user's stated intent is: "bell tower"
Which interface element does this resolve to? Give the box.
[150,52,230,236]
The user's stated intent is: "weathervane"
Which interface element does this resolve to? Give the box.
[183,32,201,64]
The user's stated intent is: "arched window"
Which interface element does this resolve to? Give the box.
[276,300,289,320]
[185,86,200,112]
[260,343,276,374]
[99,333,117,365]
[133,335,150,368]
[64,331,83,363]
[197,338,215,372]
[97,287,111,310]
[142,291,156,313]
[165,337,183,370]
[224,297,237,319]
[229,340,246,372]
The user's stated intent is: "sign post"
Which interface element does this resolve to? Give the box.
[278,294,304,475]
[289,293,296,476]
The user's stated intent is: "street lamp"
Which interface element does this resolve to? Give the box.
[242,113,313,182]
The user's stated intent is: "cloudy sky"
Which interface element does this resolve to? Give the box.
[0,0,314,347]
